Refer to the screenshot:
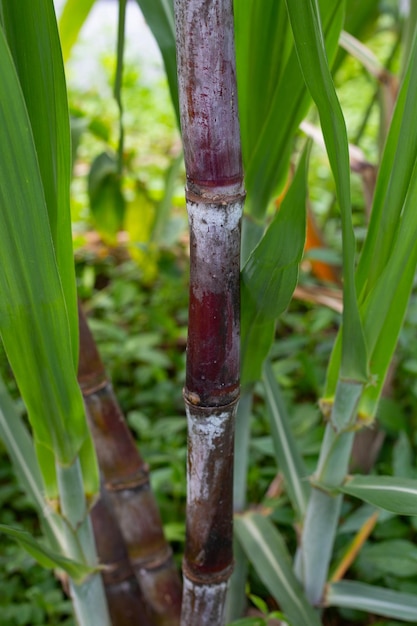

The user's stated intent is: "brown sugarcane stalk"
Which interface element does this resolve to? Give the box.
[174,1,245,624]
[77,302,182,626]
[91,486,152,626]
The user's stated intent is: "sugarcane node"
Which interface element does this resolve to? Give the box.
[101,557,135,587]
[181,558,234,586]
[105,467,150,492]
[78,374,108,396]
[183,388,240,411]
[130,545,175,572]
[185,186,245,206]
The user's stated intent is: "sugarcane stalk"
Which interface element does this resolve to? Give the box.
[91,486,152,626]
[56,460,111,626]
[174,1,245,624]
[295,419,356,606]
[77,302,182,626]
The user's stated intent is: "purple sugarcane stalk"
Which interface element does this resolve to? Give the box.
[91,486,152,626]
[78,303,182,626]
[174,1,245,624]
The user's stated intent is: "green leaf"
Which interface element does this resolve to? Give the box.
[88,152,126,244]
[240,147,309,385]
[263,361,310,518]
[324,28,417,420]
[135,0,179,123]
[235,0,344,219]
[285,0,367,384]
[0,20,87,464]
[235,513,322,626]
[1,0,78,366]
[359,540,417,578]
[58,0,96,62]
[0,525,94,585]
[339,475,417,515]
[0,377,63,545]
[326,580,417,622]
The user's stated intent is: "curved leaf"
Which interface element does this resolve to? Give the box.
[0,525,94,585]
[285,0,367,385]
[326,580,417,622]
[240,147,309,385]
[235,513,322,626]
[0,22,87,464]
[339,475,417,515]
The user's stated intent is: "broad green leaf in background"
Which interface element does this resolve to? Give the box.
[0,18,87,465]
[285,0,367,386]
[263,361,310,519]
[88,152,126,245]
[240,147,309,385]
[58,0,96,62]
[326,580,417,622]
[0,525,95,585]
[338,475,417,515]
[135,0,179,123]
[1,0,78,366]
[235,513,322,626]
[358,539,417,578]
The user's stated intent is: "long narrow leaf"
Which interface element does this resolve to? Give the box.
[263,362,310,518]
[236,0,344,219]
[135,0,179,123]
[1,0,78,364]
[285,0,367,384]
[338,475,417,515]
[324,28,417,421]
[0,24,86,464]
[235,513,322,626]
[326,580,417,622]
[0,377,63,546]
[240,146,309,385]
[0,525,94,585]
[58,0,96,62]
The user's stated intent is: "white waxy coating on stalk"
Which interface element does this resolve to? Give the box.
[187,199,242,299]
[181,575,228,626]
[185,408,233,502]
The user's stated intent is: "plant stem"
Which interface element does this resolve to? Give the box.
[296,421,355,606]
[78,303,182,625]
[56,459,111,626]
[174,0,245,623]
[91,487,152,626]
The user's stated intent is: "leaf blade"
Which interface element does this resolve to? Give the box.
[326,580,417,622]
[339,475,417,515]
[235,513,322,626]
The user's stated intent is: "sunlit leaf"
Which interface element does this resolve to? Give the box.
[1,0,78,364]
[58,0,96,62]
[0,19,87,464]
